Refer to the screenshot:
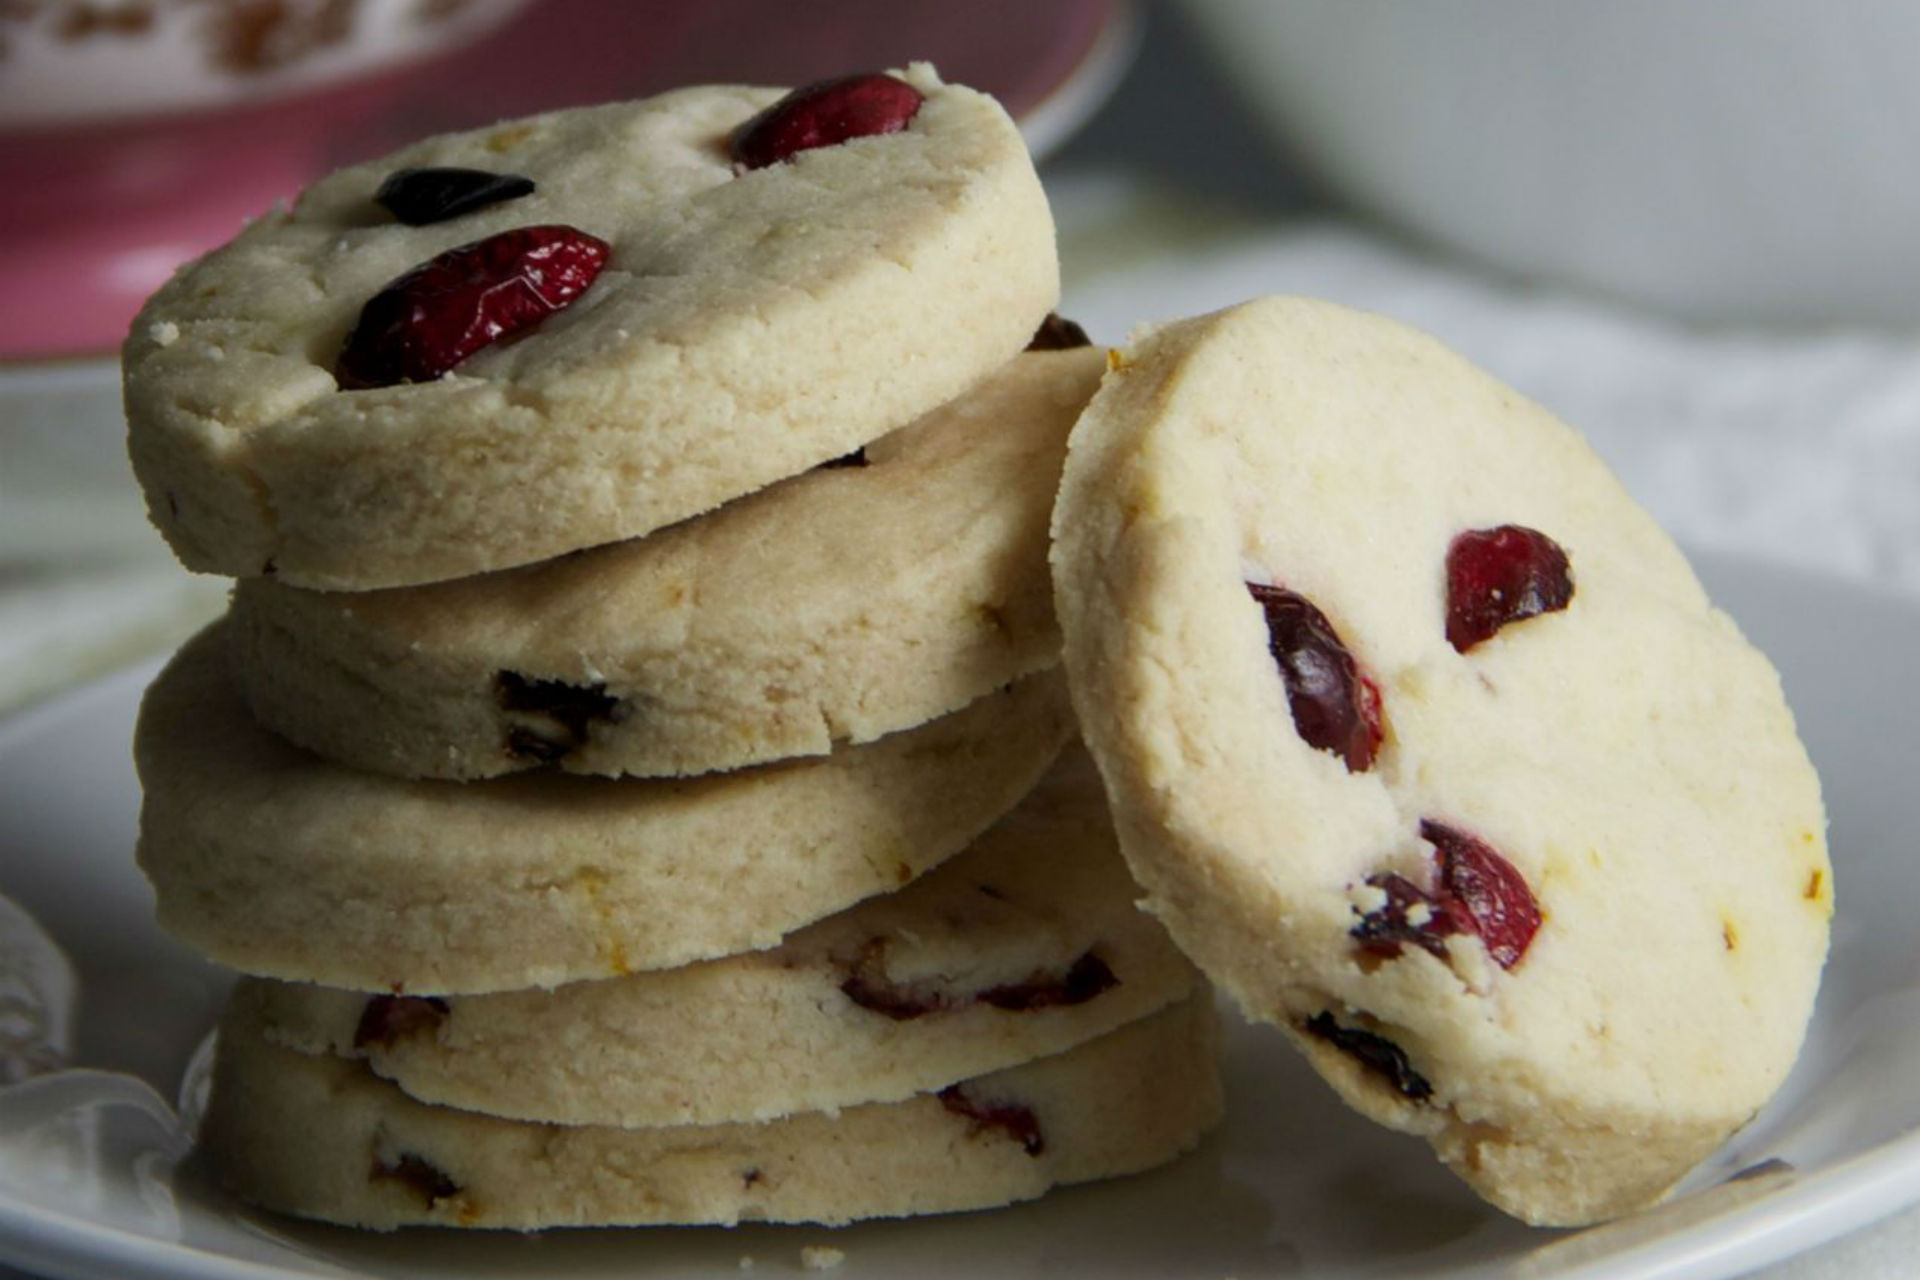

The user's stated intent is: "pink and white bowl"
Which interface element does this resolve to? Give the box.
[0,0,537,363]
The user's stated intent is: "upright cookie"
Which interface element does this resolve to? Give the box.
[136,624,1071,993]
[228,347,1102,780]
[125,65,1058,590]
[239,749,1199,1127]
[201,995,1222,1230]
[1050,297,1831,1225]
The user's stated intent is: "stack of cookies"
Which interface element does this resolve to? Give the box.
[125,60,1837,1243]
[123,67,1219,1230]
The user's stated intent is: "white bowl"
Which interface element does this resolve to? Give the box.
[1180,0,1920,327]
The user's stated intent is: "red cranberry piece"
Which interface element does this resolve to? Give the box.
[839,941,948,1020]
[840,943,1117,1020]
[979,953,1118,1012]
[1356,822,1541,970]
[1422,819,1542,970]
[335,224,610,390]
[1445,524,1573,653]
[1247,583,1383,772]
[938,1085,1045,1155]
[375,167,535,226]
[1350,872,1472,963]
[731,73,924,170]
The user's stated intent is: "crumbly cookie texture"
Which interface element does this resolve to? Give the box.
[135,624,1071,994]
[201,994,1222,1231]
[240,748,1199,1127]
[123,64,1058,590]
[1050,296,1831,1226]
[228,348,1103,781]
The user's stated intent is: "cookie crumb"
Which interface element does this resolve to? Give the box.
[799,1244,846,1270]
[149,321,181,347]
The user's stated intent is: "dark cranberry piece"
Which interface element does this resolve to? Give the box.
[1304,1012,1432,1102]
[840,943,1116,1019]
[938,1085,1045,1156]
[1351,822,1542,971]
[495,671,622,762]
[1247,583,1383,772]
[375,167,535,226]
[1351,872,1472,963]
[819,447,869,469]
[1445,524,1573,653]
[731,73,923,170]
[370,1152,461,1206]
[1026,313,1092,351]
[354,995,450,1049]
[335,224,609,389]
[839,941,947,1020]
[1421,820,1542,970]
[979,953,1118,1012]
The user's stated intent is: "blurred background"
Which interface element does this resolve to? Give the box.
[2,2,1918,1275]
[8,0,1920,718]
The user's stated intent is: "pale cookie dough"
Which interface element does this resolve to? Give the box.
[239,749,1200,1127]
[136,623,1071,994]
[228,348,1103,780]
[1050,297,1831,1226]
[200,994,1222,1230]
[124,65,1058,590]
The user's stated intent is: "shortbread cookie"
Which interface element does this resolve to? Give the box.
[239,749,1198,1127]
[124,65,1058,590]
[1050,297,1831,1226]
[135,624,1071,994]
[228,347,1103,781]
[201,994,1221,1230]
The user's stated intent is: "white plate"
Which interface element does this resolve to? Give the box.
[0,551,1916,1280]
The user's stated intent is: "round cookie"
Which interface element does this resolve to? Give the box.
[238,749,1199,1127]
[1050,297,1831,1226]
[124,64,1058,590]
[228,347,1104,781]
[136,623,1072,994]
[201,995,1222,1231]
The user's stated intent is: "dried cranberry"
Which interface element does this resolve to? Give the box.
[375,167,535,226]
[1351,871,1472,963]
[1445,525,1573,653]
[1354,823,1540,970]
[1421,820,1542,970]
[495,671,622,762]
[840,942,1116,1019]
[335,224,609,389]
[1304,1012,1432,1102]
[839,942,947,1020]
[731,73,923,170]
[939,1085,1045,1156]
[370,1152,461,1206]
[1026,313,1092,351]
[353,995,449,1049]
[979,953,1118,1012]
[1247,583,1383,772]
